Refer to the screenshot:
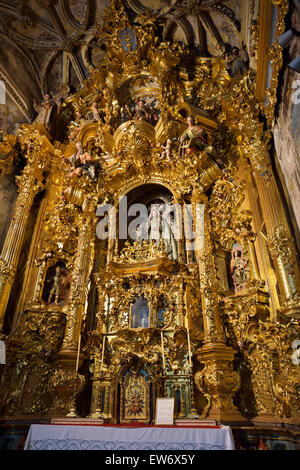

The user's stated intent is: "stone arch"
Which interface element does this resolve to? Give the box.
[163,17,194,48]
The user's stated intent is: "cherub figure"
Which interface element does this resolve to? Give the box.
[161,139,173,160]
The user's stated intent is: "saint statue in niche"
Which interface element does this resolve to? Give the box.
[131,295,149,328]
[156,295,168,328]
[43,262,71,305]
[133,203,177,261]
[133,99,149,121]
[48,266,62,304]
[120,104,133,123]
[67,141,83,168]
[147,205,177,261]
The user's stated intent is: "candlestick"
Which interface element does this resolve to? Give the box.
[100,335,106,371]
[187,326,192,370]
[75,334,81,373]
[161,331,166,373]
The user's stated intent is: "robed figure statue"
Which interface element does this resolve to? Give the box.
[179,115,215,157]
[33,93,55,131]
[147,205,177,261]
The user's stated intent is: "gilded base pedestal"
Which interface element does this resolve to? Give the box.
[195,343,249,424]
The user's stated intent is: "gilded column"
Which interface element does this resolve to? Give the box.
[0,163,43,331]
[239,160,280,317]
[195,195,225,344]
[234,119,300,318]
[193,191,246,423]
[251,168,300,318]
[60,212,96,354]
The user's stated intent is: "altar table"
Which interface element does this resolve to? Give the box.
[24,424,235,450]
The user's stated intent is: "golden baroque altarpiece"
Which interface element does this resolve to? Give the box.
[0,0,299,425]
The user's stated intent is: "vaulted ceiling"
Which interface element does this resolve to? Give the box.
[0,0,258,133]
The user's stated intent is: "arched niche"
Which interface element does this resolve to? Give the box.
[117,183,179,261]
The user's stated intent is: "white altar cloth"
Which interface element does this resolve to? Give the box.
[24,424,235,450]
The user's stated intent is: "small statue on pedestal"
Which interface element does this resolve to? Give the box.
[230,243,250,292]
[33,93,55,131]
[48,266,62,304]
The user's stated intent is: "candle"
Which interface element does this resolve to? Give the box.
[75,334,81,373]
[187,326,192,370]
[100,335,106,371]
[161,331,166,374]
